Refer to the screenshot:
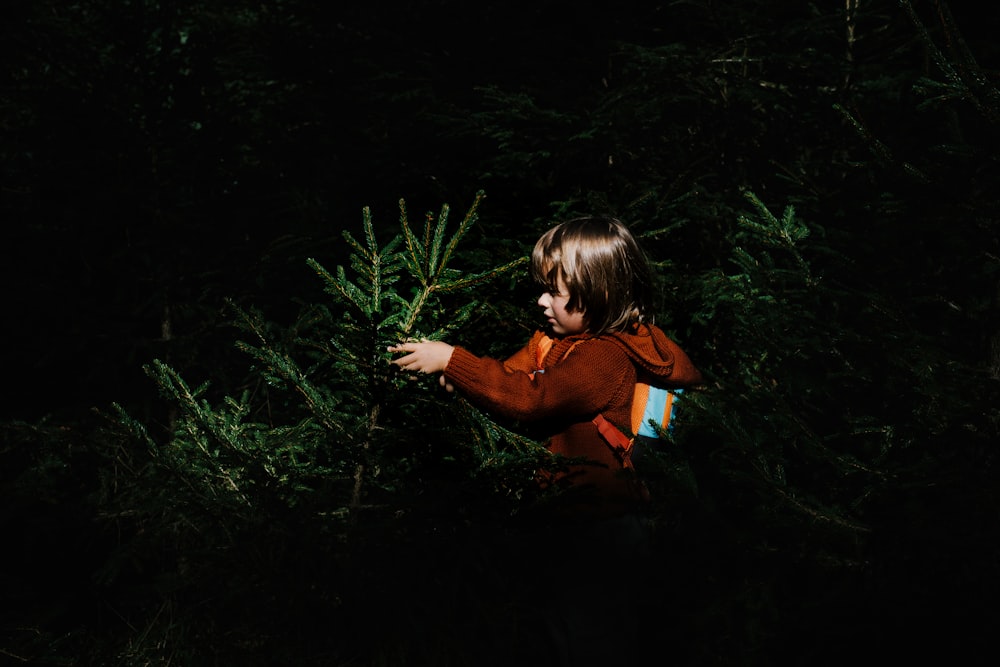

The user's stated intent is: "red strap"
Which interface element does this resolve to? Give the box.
[592,414,634,469]
[536,334,554,369]
[630,383,650,436]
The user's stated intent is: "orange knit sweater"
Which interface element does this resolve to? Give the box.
[443,324,703,518]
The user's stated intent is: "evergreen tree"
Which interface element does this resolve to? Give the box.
[87,194,564,664]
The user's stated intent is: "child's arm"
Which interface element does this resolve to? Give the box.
[387,340,457,392]
[387,340,454,374]
[443,338,633,423]
[390,332,544,394]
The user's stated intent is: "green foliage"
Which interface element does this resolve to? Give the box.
[76,193,566,664]
[111,192,538,524]
[680,192,880,531]
[5,1,1000,665]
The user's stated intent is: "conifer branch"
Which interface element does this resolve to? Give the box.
[769,482,871,534]
[436,191,485,278]
[432,257,528,294]
[428,204,449,277]
[900,0,1000,123]
[399,201,429,285]
[143,359,251,505]
[737,191,815,286]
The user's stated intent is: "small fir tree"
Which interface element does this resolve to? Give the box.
[98,192,558,664]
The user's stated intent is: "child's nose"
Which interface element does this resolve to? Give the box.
[537,292,550,308]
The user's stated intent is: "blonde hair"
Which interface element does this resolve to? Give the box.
[530,216,655,334]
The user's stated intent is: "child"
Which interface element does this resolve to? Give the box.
[389,214,702,517]
[389,215,703,666]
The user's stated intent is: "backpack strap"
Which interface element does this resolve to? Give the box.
[630,383,650,436]
[535,334,555,370]
[592,413,635,469]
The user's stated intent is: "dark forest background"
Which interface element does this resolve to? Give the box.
[3,1,1000,665]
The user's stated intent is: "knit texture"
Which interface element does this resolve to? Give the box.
[444,324,702,518]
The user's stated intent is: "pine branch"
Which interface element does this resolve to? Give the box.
[737,190,814,286]
[900,0,1000,124]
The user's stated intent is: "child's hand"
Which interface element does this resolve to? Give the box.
[388,339,455,376]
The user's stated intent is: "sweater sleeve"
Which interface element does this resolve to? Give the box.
[443,337,634,424]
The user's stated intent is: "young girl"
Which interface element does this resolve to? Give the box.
[390,215,703,665]
[389,214,703,518]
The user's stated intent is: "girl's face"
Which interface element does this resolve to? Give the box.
[537,272,587,336]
